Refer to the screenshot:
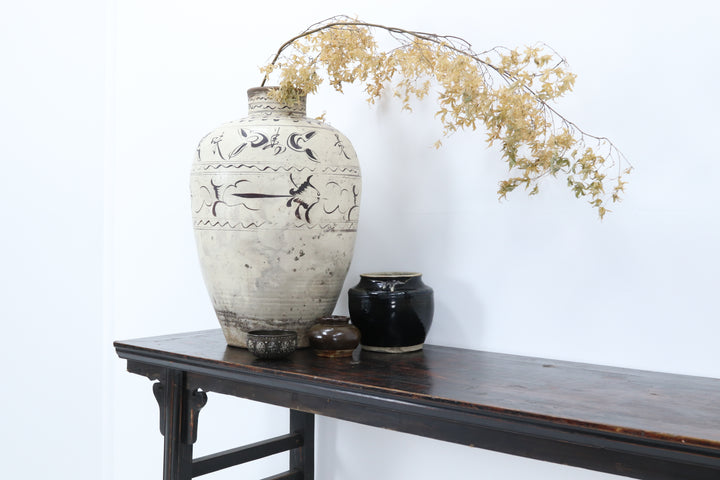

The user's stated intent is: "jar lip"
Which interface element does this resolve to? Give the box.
[317,319,351,326]
[360,272,421,278]
[317,315,350,323]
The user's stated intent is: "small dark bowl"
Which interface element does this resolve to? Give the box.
[246,330,297,360]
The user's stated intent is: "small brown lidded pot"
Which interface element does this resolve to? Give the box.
[308,316,361,357]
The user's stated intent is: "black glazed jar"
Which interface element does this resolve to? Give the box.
[348,272,434,353]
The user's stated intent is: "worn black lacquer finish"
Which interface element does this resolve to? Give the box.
[115,329,720,480]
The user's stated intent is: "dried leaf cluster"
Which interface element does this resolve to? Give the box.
[261,16,631,218]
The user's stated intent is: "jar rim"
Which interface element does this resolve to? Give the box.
[360,272,421,278]
[317,315,350,322]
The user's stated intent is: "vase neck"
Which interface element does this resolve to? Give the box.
[247,87,306,117]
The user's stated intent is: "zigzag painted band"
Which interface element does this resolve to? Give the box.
[193,163,359,174]
[193,218,358,232]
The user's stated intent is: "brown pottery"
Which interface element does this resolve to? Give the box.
[308,316,361,357]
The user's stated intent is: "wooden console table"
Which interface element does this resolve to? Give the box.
[114,329,720,480]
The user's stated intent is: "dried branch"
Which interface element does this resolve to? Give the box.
[260,15,631,219]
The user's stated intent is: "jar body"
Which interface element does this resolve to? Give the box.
[348,272,434,353]
[190,87,361,348]
[308,315,361,357]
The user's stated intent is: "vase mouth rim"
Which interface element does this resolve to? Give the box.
[360,272,422,278]
[247,86,306,96]
[246,86,307,113]
[247,86,278,94]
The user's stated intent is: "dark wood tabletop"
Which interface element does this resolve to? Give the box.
[115,329,720,479]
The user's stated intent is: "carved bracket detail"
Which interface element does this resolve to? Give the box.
[152,380,208,445]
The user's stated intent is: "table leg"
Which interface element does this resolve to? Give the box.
[152,368,207,480]
[290,409,314,480]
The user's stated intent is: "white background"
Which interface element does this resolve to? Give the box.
[2,1,719,478]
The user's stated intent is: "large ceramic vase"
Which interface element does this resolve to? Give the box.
[190,87,361,348]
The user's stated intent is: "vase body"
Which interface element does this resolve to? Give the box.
[190,87,361,348]
[308,315,361,357]
[348,272,434,353]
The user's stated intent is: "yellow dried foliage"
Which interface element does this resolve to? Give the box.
[261,16,631,219]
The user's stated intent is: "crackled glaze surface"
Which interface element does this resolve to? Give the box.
[190,87,361,347]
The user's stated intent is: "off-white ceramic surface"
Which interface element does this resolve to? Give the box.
[190,87,361,347]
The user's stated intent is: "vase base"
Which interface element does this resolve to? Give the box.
[361,343,424,354]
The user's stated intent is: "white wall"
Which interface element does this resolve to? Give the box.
[2,1,719,479]
[1,1,108,478]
